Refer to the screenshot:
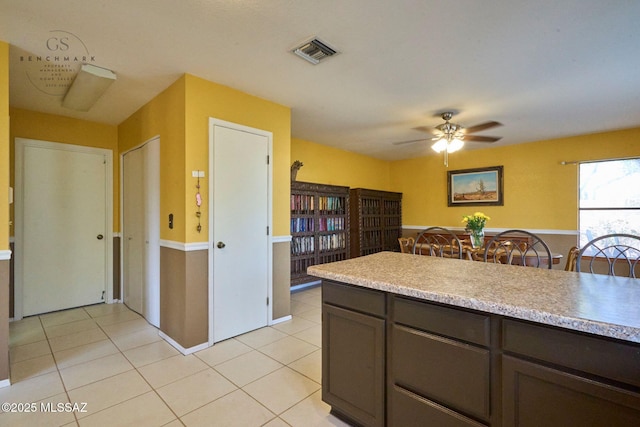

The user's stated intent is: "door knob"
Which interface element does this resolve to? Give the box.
[217,241,226,249]
[97,234,104,240]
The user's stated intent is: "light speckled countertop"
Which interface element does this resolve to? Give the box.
[307,251,640,343]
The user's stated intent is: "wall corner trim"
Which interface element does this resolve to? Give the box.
[0,250,12,261]
[159,331,209,355]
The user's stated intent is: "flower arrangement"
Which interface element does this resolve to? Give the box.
[462,212,490,232]
[462,212,490,248]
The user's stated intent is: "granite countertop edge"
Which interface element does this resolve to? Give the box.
[308,253,640,344]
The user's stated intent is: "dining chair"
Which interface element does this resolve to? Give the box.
[483,229,553,269]
[398,237,415,254]
[413,227,465,259]
[575,233,640,278]
[564,246,579,272]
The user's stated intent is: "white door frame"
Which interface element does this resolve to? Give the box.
[208,118,273,346]
[14,138,114,320]
[120,136,160,326]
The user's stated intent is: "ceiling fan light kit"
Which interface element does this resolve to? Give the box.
[427,111,503,166]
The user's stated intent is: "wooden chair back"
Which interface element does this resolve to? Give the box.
[398,237,415,254]
[564,246,579,271]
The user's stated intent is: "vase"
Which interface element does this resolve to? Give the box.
[470,229,484,248]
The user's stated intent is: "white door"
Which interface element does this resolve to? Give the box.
[122,138,160,327]
[123,147,144,314]
[16,139,112,317]
[210,120,271,343]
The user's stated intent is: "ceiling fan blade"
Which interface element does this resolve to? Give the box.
[392,138,430,146]
[414,126,439,135]
[463,135,502,143]
[463,121,502,134]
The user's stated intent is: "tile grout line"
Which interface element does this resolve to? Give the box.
[7,287,326,426]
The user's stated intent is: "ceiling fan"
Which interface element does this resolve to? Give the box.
[394,111,503,166]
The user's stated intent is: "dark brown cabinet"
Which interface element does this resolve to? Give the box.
[290,181,350,286]
[501,319,640,427]
[321,280,640,427]
[349,188,402,257]
[322,281,386,427]
[389,297,494,426]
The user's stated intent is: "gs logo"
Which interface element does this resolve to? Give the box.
[46,37,70,51]
[45,30,87,52]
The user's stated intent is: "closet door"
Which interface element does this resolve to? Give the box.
[122,138,160,327]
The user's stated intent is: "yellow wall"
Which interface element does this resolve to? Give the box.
[118,74,291,242]
[9,108,119,231]
[391,127,640,230]
[118,76,186,242]
[291,138,392,190]
[185,74,291,239]
[0,41,8,250]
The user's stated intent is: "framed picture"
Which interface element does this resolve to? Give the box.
[447,166,504,206]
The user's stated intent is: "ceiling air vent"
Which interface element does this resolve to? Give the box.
[292,38,338,65]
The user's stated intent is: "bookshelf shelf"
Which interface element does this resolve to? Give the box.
[350,188,402,257]
[290,181,350,286]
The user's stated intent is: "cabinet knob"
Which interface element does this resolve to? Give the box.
[217,241,226,249]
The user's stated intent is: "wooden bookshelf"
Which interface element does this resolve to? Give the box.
[350,188,402,257]
[290,181,350,286]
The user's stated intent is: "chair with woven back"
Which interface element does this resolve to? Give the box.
[483,229,553,269]
[413,227,465,259]
[398,237,415,254]
[575,233,640,278]
[564,246,579,272]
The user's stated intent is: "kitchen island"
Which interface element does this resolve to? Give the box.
[308,252,640,427]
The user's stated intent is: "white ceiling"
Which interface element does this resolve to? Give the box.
[2,0,640,161]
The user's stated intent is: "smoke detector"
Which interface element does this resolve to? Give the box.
[292,37,339,65]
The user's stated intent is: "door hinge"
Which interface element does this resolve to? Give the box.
[266,155,270,165]
[267,297,269,306]
[101,290,105,301]
[267,226,270,235]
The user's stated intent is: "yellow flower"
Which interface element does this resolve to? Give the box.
[462,212,490,231]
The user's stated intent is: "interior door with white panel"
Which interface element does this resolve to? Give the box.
[16,139,111,317]
[210,120,271,343]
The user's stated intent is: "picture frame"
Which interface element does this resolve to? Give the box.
[447,165,504,207]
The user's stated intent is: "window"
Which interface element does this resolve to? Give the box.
[579,158,640,247]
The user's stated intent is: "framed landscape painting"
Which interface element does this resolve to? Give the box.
[447,166,504,206]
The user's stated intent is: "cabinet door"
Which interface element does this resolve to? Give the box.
[323,303,385,427]
[503,355,640,427]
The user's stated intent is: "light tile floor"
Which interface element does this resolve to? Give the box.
[1,286,351,426]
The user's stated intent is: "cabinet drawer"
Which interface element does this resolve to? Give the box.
[390,324,491,421]
[503,355,640,427]
[503,319,640,388]
[322,280,386,317]
[389,385,487,427]
[323,303,385,427]
[393,296,490,346]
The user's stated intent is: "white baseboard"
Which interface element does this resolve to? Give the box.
[159,331,208,355]
[0,378,11,389]
[270,315,292,325]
